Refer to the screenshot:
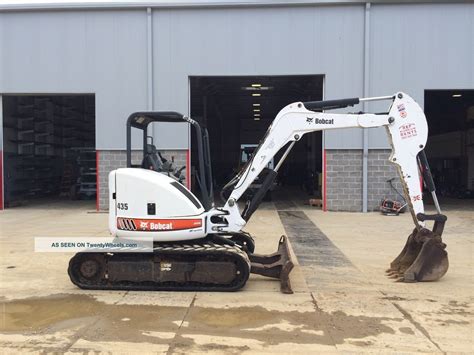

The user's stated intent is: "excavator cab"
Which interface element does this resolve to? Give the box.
[126,112,192,185]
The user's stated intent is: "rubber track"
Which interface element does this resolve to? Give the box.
[68,242,251,292]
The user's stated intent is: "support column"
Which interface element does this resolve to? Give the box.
[147,7,156,144]
[147,7,153,112]
[362,2,371,212]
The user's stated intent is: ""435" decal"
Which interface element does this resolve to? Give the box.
[117,202,129,210]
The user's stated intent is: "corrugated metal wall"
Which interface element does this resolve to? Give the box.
[1,3,473,150]
[153,5,365,150]
[0,10,148,149]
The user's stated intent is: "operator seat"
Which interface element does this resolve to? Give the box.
[141,144,163,171]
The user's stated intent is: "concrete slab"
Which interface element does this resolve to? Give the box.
[303,207,473,354]
[313,291,440,353]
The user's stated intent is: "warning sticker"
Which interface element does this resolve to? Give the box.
[397,104,407,118]
[399,123,418,140]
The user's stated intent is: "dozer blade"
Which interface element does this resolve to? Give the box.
[387,227,448,282]
[249,235,295,294]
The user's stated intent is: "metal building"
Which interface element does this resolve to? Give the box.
[0,0,473,211]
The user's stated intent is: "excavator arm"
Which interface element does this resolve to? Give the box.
[211,92,448,283]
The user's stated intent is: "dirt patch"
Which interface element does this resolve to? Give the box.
[399,327,415,335]
[322,310,398,344]
[434,319,469,326]
[422,300,473,317]
[381,296,409,301]
[381,295,440,303]
[349,340,374,346]
[195,343,251,353]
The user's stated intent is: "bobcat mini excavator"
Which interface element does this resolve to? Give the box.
[68,92,449,293]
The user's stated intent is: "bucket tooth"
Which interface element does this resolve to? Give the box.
[249,235,295,294]
[389,229,422,276]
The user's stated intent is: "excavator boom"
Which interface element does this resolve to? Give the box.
[212,92,448,282]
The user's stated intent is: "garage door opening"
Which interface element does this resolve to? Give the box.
[190,75,323,205]
[1,95,96,208]
[424,89,474,208]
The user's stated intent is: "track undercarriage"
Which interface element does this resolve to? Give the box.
[68,234,294,293]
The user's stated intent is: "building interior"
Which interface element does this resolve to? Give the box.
[2,95,96,207]
[189,75,324,203]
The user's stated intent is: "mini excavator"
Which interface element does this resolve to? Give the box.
[68,92,449,293]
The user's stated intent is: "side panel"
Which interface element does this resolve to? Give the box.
[115,169,203,218]
[110,168,206,241]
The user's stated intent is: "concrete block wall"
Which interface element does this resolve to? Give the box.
[367,149,403,211]
[326,149,401,212]
[97,150,187,210]
[326,150,363,212]
[98,148,401,212]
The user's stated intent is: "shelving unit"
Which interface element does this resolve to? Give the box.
[76,148,97,199]
[2,95,96,206]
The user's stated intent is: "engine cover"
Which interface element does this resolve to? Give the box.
[109,168,206,241]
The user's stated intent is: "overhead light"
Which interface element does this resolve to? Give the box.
[452,94,462,98]
[252,93,261,97]
[251,84,261,88]
[242,86,272,91]
[254,113,260,117]
[254,117,261,121]
[253,109,260,112]
[253,103,260,107]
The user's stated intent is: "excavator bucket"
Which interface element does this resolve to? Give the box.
[249,236,295,294]
[387,222,448,282]
[388,150,450,283]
